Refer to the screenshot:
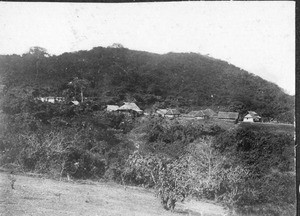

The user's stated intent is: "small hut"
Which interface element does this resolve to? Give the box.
[118,102,143,115]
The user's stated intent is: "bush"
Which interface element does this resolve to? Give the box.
[156,157,192,211]
[214,128,294,175]
[142,117,223,158]
[0,110,135,179]
[121,152,192,210]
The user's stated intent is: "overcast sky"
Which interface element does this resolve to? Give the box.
[0,2,295,95]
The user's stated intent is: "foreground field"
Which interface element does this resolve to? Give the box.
[0,171,226,216]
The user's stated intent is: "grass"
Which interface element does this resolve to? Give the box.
[0,170,227,216]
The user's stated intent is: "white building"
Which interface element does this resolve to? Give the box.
[243,111,261,122]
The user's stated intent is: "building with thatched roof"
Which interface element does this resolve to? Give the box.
[203,108,217,118]
[106,105,119,112]
[188,110,206,119]
[187,108,216,120]
[156,109,168,117]
[118,102,143,114]
[156,108,180,118]
[218,111,239,122]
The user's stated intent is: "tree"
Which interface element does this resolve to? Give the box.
[24,46,50,84]
[28,46,49,57]
[68,77,90,102]
[108,43,124,49]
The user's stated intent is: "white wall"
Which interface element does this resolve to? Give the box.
[243,117,254,122]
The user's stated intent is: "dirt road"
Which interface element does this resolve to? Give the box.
[0,171,226,216]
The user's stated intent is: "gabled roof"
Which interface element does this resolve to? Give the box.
[244,114,253,118]
[248,111,258,116]
[118,102,142,112]
[218,111,239,119]
[165,109,180,115]
[203,108,217,117]
[156,109,168,115]
[106,105,119,111]
[246,111,261,118]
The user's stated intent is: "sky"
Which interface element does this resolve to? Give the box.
[0,2,295,95]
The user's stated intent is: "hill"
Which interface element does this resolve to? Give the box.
[0,46,294,122]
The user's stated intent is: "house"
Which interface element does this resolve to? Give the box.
[165,109,181,118]
[188,110,206,119]
[71,100,80,106]
[218,111,239,122]
[38,96,65,103]
[118,102,143,114]
[187,108,216,120]
[243,111,261,122]
[156,109,168,117]
[203,108,217,118]
[106,105,119,112]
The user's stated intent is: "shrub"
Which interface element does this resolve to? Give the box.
[156,157,192,211]
[214,128,294,175]
[121,152,192,210]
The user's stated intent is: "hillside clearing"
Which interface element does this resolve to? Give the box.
[0,171,227,216]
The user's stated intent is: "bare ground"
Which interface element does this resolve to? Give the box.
[0,171,227,216]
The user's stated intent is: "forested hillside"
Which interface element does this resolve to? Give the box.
[0,46,295,215]
[0,46,294,122]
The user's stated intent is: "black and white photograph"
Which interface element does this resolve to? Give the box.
[0,1,295,215]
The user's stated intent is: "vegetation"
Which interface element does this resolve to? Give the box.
[0,45,294,122]
[0,46,295,215]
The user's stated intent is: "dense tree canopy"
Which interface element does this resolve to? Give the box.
[0,46,294,122]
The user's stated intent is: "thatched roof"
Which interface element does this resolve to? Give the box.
[156,109,168,116]
[118,102,142,113]
[165,109,180,115]
[203,108,216,117]
[106,105,119,111]
[218,111,239,120]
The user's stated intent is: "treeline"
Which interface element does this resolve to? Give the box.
[0,46,294,123]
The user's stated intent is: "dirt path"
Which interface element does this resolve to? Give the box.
[0,171,227,216]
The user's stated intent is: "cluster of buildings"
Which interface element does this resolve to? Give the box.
[36,96,80,105]
[35,97,262,123]
[106,102,262,123]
